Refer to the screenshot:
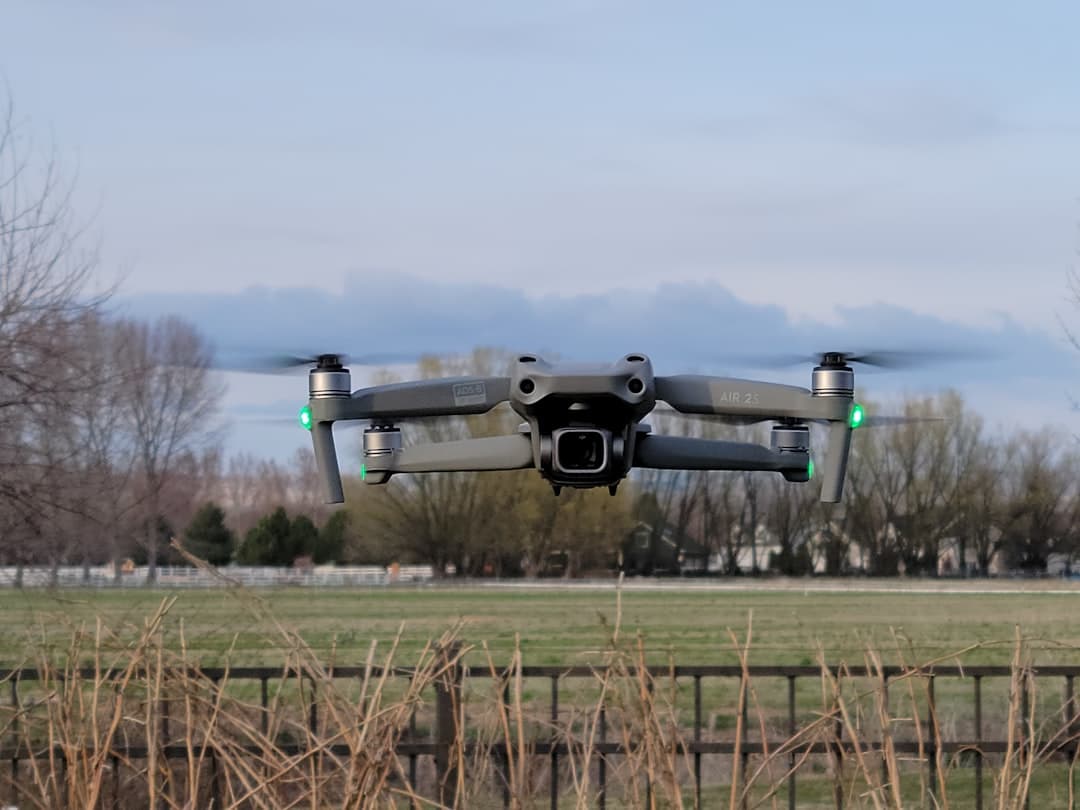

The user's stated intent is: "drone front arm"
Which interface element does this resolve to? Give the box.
[820,421,852,503]
[363,434,534,479]
[310,376,512,422]
[655,375,849,422]
[312,421,345,503]
[633,434,809,474]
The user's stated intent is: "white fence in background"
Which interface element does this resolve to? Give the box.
[0,565,435,589]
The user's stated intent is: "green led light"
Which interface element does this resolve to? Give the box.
[298,406,313,431]
[807,459,815,480]
[360,463,367,482]
[848,403,865,429]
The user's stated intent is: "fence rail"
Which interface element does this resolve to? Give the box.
[0,564,435,588]
[3,659,1077,809]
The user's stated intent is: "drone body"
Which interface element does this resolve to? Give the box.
[302,352,866,505]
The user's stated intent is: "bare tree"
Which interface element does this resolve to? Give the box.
[812,499,855,576]
[630,410,702,575]
[1000,428,1079,573]
[842,393,980,575]
[891,393,981,575]
[0,92,109,553]
[63,314,144,578]
[219,453,293,536]
[762,468,818,575]
[698,469,744,574]
[116,316,223,582]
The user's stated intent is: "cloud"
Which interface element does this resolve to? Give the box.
[121,271,1079,390]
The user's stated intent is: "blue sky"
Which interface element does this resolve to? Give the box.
[4,2,1080,456]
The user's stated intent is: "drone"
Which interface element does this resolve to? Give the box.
[291,350,918,505]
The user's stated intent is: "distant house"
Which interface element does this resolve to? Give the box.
[621,522,709,576]
[937,540,1007,576]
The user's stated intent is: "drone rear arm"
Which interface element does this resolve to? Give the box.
[633,434,809,475]
[362,434,534,479]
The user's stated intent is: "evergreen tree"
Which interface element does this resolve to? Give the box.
[313,510,349,564]
[183,503,235,565]
[236,507,293,565]
[290,514,319,562]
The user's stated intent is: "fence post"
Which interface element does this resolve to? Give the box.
[10,678,18,796]
[435,642,463,808]
[927,675,937,803]
[1022,671,1031,810]
[832,667,844,810]
[974,675,983,810]
[550,674,560,810]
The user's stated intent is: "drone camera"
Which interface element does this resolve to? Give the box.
[552,428,610,475]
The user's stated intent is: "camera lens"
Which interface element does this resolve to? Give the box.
[557,430,605,471]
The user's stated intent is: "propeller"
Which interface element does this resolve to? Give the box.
[857,414,947,428]
[238,416,365,430]
[726,347,989,371]
[812,350,974,369]
[212,350,434,374]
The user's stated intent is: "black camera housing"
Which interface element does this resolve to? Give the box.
[552,428,610,475]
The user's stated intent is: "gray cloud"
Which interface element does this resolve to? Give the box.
[121,271,1079,398]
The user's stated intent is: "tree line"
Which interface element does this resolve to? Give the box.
[157,371,1080,580]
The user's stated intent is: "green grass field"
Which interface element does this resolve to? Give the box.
[1,582,1078,667]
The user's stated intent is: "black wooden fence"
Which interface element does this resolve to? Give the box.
[3,655,1078,809]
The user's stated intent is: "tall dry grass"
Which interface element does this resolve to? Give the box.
[0,569,1077,808]
[0,592,463,809]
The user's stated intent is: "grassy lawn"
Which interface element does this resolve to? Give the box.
[1,583,1077,668]
[3,583,1077,740]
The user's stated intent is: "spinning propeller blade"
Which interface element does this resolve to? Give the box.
[858,415,948,428]
[721,347,989,370]
[218,351,428,373]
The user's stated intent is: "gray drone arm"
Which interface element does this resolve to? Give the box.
[312,376,512,421]
[654,375,846,421]
[633,434,809,475]
[308,376,513,502]
[362,434,534,481]
[821,421,852,503]
[654,375,855,501]
[311,421,346,503]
